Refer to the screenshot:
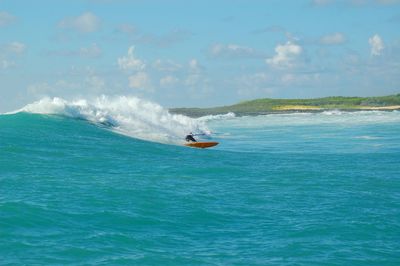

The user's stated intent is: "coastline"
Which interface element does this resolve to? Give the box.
[169,94,400,117]
[170,105,400,118]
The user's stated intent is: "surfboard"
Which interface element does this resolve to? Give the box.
[184,142,219,149]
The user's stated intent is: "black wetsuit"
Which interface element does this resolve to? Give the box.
[185,135,197,142]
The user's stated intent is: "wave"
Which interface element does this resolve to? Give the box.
[322,110,343,116]
[207,109,400,129]
[197,112,236,122]
[12,96,210,144]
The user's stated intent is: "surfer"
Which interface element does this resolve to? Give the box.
[185,133,197,142]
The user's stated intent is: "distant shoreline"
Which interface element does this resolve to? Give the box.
[171,106,400,118]
[169,94,400,117]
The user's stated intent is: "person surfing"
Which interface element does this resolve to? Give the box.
[185,132,197,142]
[184,132,219,148]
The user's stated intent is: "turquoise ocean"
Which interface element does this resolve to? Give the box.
[1,96,399,265]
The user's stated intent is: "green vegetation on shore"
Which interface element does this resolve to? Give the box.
[170,94,400,117]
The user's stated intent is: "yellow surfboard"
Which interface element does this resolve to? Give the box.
[184,142,219,149]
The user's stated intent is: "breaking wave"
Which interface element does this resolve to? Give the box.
[12,96,212,144]
[197,112,236,122]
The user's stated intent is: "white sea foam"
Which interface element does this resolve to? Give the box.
[16,96,210,144]
[206,110,400,129]
[322,110,343,116]
[197,112,236,122]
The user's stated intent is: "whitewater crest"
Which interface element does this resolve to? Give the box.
[197,112,236,122]
[17,96,211,144]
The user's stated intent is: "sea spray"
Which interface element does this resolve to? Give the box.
[15,96,211,144]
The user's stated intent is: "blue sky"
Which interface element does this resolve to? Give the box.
[1,0,400,111]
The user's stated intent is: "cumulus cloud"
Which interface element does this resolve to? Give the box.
[118,46,145,71]
[266,41,302,68]
[209,43,261,59]
[320,33,346,45]
[0,11,15,27]
[58,12,101,33]
[369,34,384,56]
[128,72,152,91]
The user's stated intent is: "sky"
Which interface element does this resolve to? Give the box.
[0,0,400,112]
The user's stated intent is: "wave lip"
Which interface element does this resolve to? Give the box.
[15,96,210,144]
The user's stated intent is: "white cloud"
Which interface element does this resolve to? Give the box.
[266,41,302,68]
[160,75,179,87]
[188,59,203,73]
[128,72,152,91]
[210,43,260,59]
[320,33,346,45]
[0,11,15,27]
[1,59,15,69]
[118,46,145,71]
[58,12,101,33]
[189,59,199,69]
[1,41,26,55]
[7,42,26,54]
[0,41,26,70]
[369,34,384,56]
[153,59,181,72]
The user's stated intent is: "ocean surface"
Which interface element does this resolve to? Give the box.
[1,96,399,265]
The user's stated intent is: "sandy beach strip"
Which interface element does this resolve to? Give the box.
[358,105,400,110]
